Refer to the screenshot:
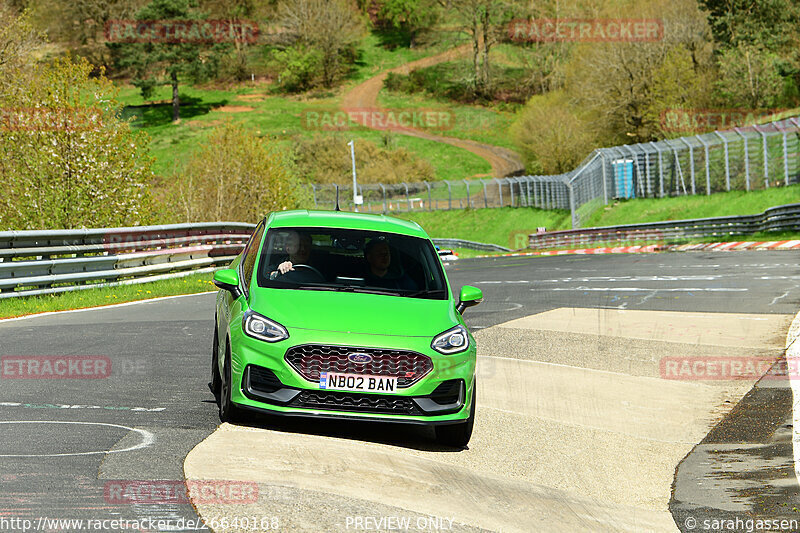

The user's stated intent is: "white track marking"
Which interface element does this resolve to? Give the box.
[0,421,154,457]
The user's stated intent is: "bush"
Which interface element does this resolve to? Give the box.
[268,46,325,93]
[172,122,306,223]
[292,134,434,185]
[510,91,596,175]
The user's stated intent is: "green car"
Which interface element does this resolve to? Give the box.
[211,210,483,447]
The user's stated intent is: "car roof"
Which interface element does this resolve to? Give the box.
[266,210,428,238]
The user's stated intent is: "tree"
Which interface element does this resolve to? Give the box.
[716,44,784,109]
[0,5,43,101]
[377,0,439,47]
[698,0,800,51]
[564,0,715,143]
[277,0,365,88]
[109,0,226,122]
[174,122,305,222]
[446,0,515,95]
[0,55,154,230]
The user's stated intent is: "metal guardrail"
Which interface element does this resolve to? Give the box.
[0,223,255,299]
[0,223,506,298]
[432,238,511,252]
[528,202,800,249]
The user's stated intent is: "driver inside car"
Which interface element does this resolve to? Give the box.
[268,231,322,281]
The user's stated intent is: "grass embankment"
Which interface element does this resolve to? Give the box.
[0,273,215,319]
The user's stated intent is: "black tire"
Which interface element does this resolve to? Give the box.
[210,323,221,396]
[435,382,476,448]
[218,340,244,424]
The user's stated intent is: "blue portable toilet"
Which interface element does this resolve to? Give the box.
[612,158,635,199]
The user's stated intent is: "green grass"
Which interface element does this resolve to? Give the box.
[377,91,518,152]
[585,185,800,227]
[116,81,491,180]
[0,273,216,319]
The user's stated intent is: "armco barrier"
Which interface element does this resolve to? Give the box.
[528,202,800,249]
[0,223,256,299]
[0,224,504,299]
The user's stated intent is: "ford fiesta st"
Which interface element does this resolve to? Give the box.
[211,210,482,447]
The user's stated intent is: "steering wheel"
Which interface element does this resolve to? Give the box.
[291,264,324,279]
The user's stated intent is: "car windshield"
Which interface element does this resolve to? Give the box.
[256,227,448,299]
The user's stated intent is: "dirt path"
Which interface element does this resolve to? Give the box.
[341,46,525,179]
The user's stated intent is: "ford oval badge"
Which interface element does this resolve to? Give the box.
[348,352,373,364]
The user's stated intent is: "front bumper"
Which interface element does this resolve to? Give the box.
[228,327,476,425]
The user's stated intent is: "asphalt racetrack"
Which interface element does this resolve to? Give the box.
[1,250,799,532]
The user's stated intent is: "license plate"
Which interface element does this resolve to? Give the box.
[320,372,398,394]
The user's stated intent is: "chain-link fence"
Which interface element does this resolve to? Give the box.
[306,116,800,228]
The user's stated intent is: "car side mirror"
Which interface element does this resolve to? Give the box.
[213,268,241,297]
[456,285,483,314]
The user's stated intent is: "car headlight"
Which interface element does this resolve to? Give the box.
[431,325,469,355]
[243,310,289,343]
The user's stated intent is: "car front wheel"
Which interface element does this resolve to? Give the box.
[218,340,244,423]
[434,381,476,448]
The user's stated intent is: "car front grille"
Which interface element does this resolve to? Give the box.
[288,390,423,416]
[284,344,432,388]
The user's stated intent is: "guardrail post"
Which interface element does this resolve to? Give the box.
[696,135,711,195]
[713,132,731,191]
[735,127,751,191]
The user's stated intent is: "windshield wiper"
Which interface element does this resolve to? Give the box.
[404,289,447,297]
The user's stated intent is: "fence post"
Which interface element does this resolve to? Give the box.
[696,135,711,195]
[713,132,731,191]
[649,142,665,198]
[445,180,452,210]
[334,184,339,210]
[680,138,696,194]
[508,178,515,206]
[496,178,503,206]
[463,179,471,208]
[600,152,609,204]
[568,182,578,228]
[735,127,751,191]
[424,181,432,211]
[379,183,387,213]
[756,126,769,188]
[480,179,488,208]
[403,182,410,211]
[311,184,317,207]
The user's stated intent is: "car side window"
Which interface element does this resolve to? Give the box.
[240,221,265,296]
